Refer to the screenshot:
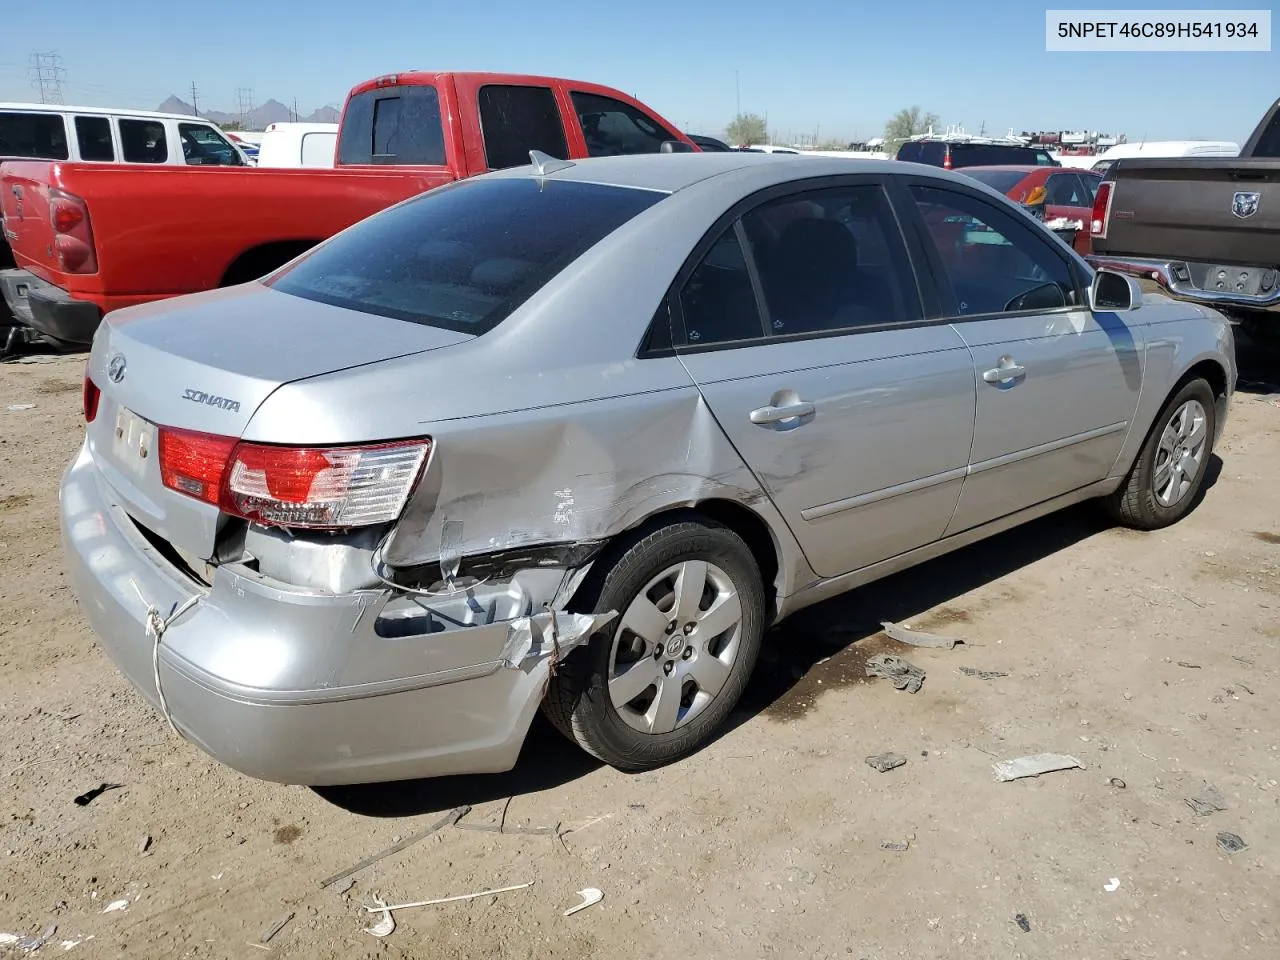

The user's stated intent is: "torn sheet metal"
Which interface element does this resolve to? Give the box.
[993,754,1084,782]
[881,621,963,649]
[865,653,926,693]
[500,610,617,669]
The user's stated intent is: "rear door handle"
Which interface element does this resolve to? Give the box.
[983,360,1026,384]
[750,400,815,424]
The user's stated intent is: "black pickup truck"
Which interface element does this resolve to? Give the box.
[1088,99,1280,352]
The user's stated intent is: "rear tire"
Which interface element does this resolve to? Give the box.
[1104,377,1216,530]
[542,518,765,772]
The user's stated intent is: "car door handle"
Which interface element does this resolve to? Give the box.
[983,361,1026,384]
[750,401,816,424]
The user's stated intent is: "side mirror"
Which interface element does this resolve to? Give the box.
[1090,269,1144,312]
[660,140,696,153]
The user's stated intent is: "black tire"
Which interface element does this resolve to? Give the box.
[1104,377,1216,530]
[542,517,765,772]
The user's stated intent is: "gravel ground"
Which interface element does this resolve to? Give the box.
[0,349,1277,959]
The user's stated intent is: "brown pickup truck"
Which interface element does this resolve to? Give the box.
[1088,99,1280,352]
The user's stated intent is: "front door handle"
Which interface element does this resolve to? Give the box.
[983,359,1026,384]
[750,400,815,425]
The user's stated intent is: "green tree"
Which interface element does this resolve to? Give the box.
[725,113,768,147]
[883,106,939,154]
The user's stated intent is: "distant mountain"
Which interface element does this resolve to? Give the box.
[154,96,343,130]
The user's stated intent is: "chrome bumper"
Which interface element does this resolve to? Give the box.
[1088,256,1280,314]
[59,441,562,786]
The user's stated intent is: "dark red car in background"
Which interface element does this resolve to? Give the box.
[960,165,1104,255]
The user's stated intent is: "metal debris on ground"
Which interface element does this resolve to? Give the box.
[1014,913,1031,933]
[363,897,395,938]
[992,753,1084,782]
[865,653,926,693]
[1216,831,1247,854]
[880,840,909,852]
[881,621,963,649]
[1185,784,1228,816]
[319,805,470,889]
[73,782,124,807]
[865,752,907,773]
[959,666,1008,680]
[370,882,535,915]
[563,888,603,917]
[2,925,57,951]
[260,912,294,944]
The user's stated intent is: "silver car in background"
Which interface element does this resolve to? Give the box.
[62,152,1235,786]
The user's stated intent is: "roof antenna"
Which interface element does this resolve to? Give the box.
[529,150,575,176]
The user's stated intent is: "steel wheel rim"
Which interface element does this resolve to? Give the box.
[1153,399,1207,507]
[607,560,743,735]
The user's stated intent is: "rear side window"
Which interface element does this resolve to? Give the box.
[679,228,765,346]
[0,111,68,160]
[950,144,1049,168]
[179,123,244,166]
[119,119,168,163]
[478,85,569,170]
[338,85,446,165]
[571,91,677,157]
[300,132,336,166]
[269,178,664,334]
[896,141,944,165]
[74,116,114,161]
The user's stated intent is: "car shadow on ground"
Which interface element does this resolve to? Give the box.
[315,456,1221,818]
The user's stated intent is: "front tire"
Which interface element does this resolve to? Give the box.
[1105,377,1216,530]
[543,518,765,772]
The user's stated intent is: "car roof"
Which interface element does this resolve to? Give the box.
[0,102,220,123]
[483,152,972,195]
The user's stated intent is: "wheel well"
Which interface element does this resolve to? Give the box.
[1181,358,1227,399]
[219,240,321,287]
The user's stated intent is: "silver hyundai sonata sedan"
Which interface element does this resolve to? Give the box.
[62,152,1235,785]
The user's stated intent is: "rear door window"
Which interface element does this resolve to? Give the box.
[0,111,68,160]
[478,84,570,170]
[338,85,446,165]
[679,228,766,346]
[118,119,168,163]
[570,91,677,157]
[268,178,664,334]
[74,116,114,161]
[179,123,244,165]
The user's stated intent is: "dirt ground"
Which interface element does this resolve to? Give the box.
[1,348,1277,960]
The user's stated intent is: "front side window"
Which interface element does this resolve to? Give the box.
[679,228,765,346]
[911,184,1077,317]
[741,186,921,335]
[179,123,244,166]
[269,178,663,334]
[0,111,68,160]
[570,91,676,157]
[118,119,168,163]
[478,85,569,170]
[74,116,114,161]
[338,85,445,166]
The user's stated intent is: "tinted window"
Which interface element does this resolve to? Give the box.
[1045,172,1089,206]
[1251,111,1280,157]
[478,84,569,170]
[911,184,1077,317]
[0,111,68,160]
[338,85,446,165]
[1078,173,1102,202]
[74,116,114,161]
[950,144,1057,168]
[269,178,663,334]
[679,228,764,345]
[741,185,920,334]
[896,141,945,164]
[119,119,168,163]
[179,124,244,166]
[962,169,1028,195]
[571,91,676,157]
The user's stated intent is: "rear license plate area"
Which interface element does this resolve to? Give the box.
[1200,264,1273,296]
[111,407,156,481]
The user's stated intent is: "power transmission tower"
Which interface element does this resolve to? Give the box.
[291,97,299,122]
[29,51,66,104]
[189,81,200,116]
[236,87,256,128]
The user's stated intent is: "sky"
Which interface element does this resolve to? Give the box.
[1,0,1275,144]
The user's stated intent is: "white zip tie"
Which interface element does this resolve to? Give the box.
[130,581,200,738]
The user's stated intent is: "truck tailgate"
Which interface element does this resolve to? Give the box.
[0,162,60,276]
[1100,158,1280,264]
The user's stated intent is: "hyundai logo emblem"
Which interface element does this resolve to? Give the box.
[107,353,126,383]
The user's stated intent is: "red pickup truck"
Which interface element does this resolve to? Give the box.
[0,72,694,350]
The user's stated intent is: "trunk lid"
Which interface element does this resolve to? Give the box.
[0,162,61,275]
[1099,158,1280,264]
[86,283,472,564]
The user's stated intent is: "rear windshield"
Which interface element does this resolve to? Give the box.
[0,111,68,160]
[961,169,1028,194]
[950,144,1057,167]
[338,84,446,165]
[268,178,664,333]
[896,141,945,164]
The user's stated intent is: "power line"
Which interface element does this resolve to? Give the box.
[29,51,66,104]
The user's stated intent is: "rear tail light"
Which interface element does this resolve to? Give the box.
[158,429,430,529]
[943,149,953,171]
[49,188,97,274]
[1090,181,1113,238]
[82,368,100,423]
